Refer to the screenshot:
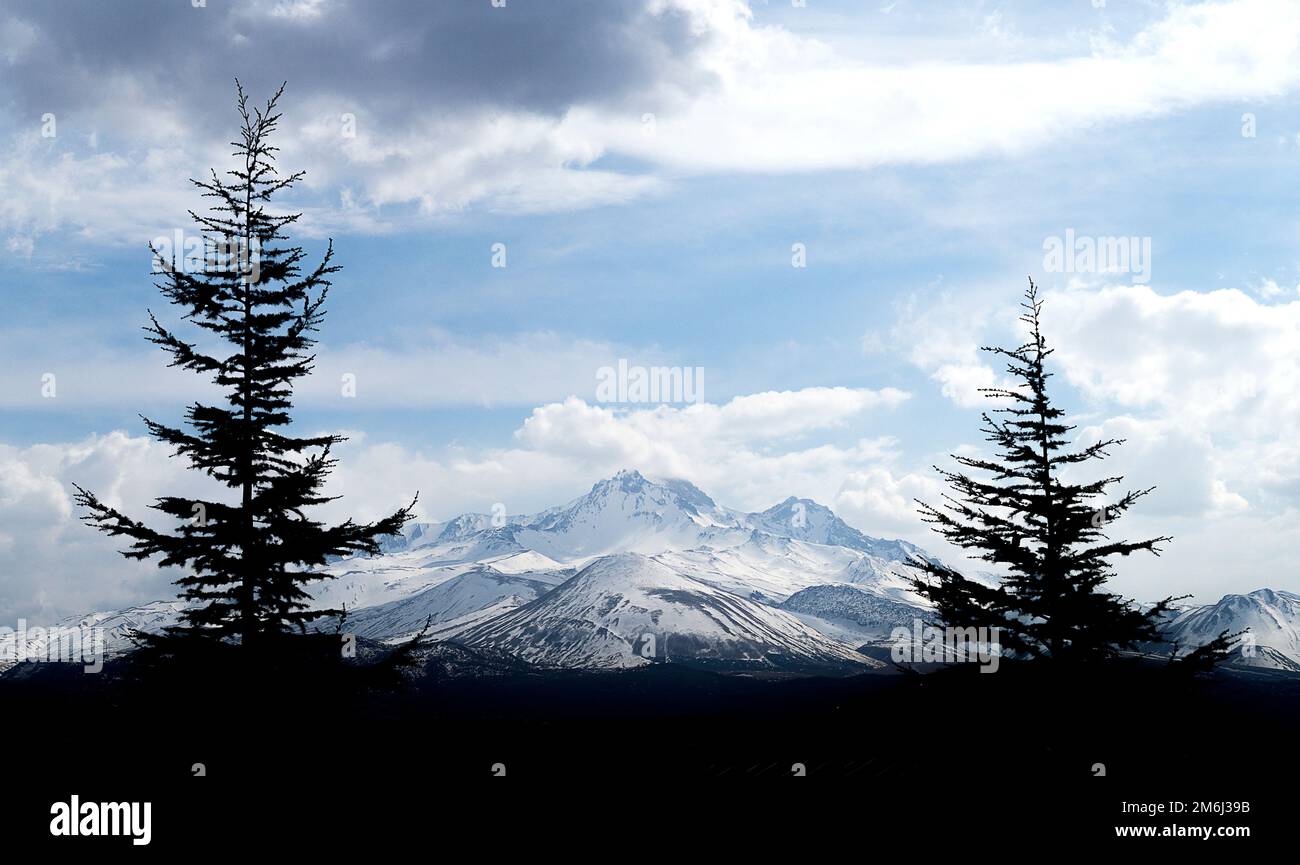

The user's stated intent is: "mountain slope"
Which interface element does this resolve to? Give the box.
[0,600,188,670]
[457,553,880,671]
[779,584,922,642]
[340,564,571,640]
[1166,588,1300,671]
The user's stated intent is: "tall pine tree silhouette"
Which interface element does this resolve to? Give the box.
[911,280,1232,667]
[75,82,413,651]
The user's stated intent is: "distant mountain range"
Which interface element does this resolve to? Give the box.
[8,470,1298,675]
[1165,588,1300,672]
[306,469,924,672]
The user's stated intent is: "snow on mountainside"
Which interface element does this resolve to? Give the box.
[17,469,1298,675]
[0,600,188,670]
[652,533,863,603]
[779,584,923,643]
[749,497,933,565]
[336,563,572,641]
[456,553,880,670]
[509,470,747,560]
[387,471,921,565]
[374,470,929,603]
[1165,589,1300,672]
[375,520,444,554]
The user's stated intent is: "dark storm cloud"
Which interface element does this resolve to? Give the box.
[0,0,714,132]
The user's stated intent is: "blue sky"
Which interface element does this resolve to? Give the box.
[3,0,1300,620]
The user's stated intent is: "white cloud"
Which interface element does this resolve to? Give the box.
[1041,283,1300,536]
[1,385,912,622]
[267,0,329,21]
[898,282,1300,506]
[8,0,1300,242]
[511,388,908,497]
[1250,277,1297,299]
[573,0,1300,173]
[1069,415,1249,519]
[0,433,197,624]
[1043,284,1300,434]
[887,285,1016,408]
[893,280,1300,603]
[291,105,667,223]
[834,465,944,539]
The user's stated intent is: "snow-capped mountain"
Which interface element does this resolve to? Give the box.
[15,469,1299,676]
[25,471,934,671]
[456,553,879,670]
[749,497,931,564]
[490,470,747,561]
[1165,588,1300,672]
[340,470,929,670]
[0,600,187,672]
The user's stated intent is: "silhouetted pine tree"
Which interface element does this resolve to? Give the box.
[74,82,413,652]
[911,280,1234,667]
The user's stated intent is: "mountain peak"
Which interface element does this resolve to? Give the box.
[1247,587,1299,605]
[585,470,718,513]
[749,495,867,545]
[516,470,729,556]
[1165,586,1300,671]
[764,496,832,515]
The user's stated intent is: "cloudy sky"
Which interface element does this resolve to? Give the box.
[3,0,1300,622]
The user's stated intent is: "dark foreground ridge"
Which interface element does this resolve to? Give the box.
[2,644,1297,849]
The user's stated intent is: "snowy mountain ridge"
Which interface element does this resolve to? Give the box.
[11,470,1299,674]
